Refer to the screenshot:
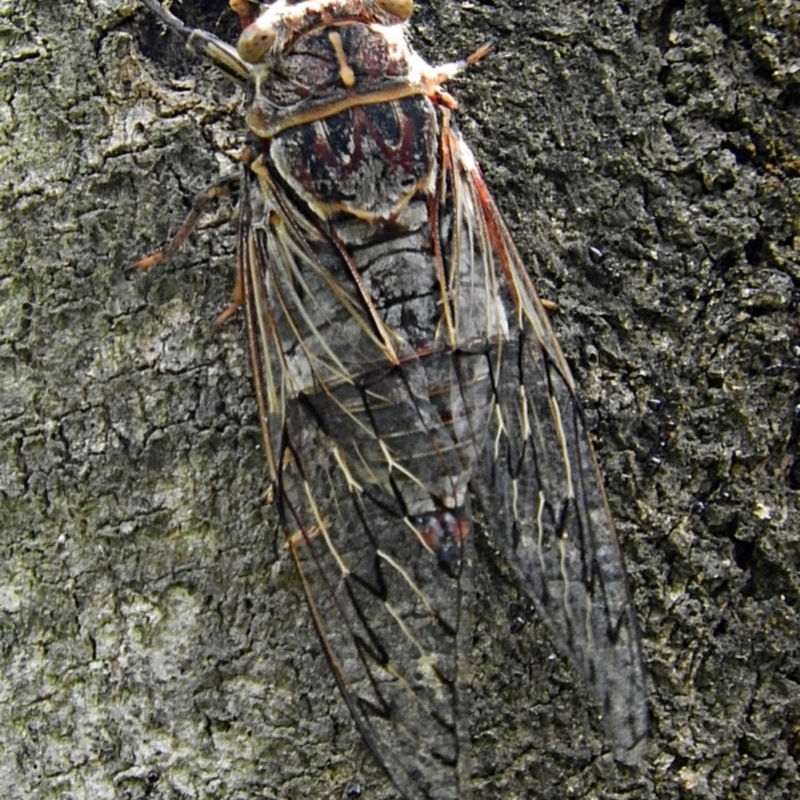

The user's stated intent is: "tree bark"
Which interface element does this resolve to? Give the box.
[0,1,797,798]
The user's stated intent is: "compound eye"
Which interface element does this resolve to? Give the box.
[237,21,276,63]
[375,0,414,21]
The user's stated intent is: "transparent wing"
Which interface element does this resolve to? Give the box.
[237,162,487,799]
[280,367,476,800]
[441,122,649,763]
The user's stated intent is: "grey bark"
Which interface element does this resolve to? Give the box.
[0,1,797,798]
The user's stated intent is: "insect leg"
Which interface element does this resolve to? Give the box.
[132,174,239,273]
[132,173,247,325]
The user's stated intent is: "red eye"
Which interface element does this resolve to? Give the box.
[229,0,257,30]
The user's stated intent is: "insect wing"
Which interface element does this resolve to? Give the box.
[444,128,649,763]
[238,157,479,798]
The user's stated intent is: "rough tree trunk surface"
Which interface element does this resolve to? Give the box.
[1,1,797,798]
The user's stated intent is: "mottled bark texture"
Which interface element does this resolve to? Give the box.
[1,1,797,798]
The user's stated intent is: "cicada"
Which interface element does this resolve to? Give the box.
[135,1,648,797]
